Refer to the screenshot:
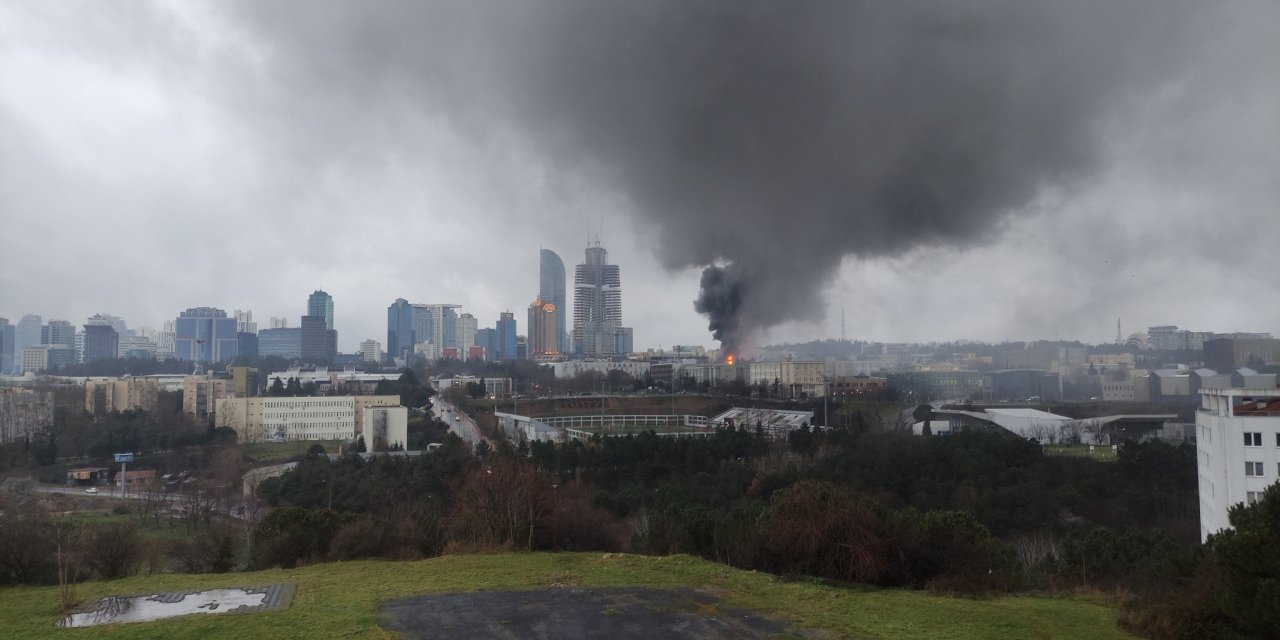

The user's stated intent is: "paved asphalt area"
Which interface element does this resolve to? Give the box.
[378,586,826,639]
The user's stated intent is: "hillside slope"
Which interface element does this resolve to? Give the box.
[0,553,1132,639]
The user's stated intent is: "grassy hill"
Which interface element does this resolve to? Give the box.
[0,553,1133,639]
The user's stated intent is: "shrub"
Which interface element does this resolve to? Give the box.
[83,522,142,579]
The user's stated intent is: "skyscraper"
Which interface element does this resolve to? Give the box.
[528,299,559,357]
[174,307,239,363]
[0,318,14,374]
[15,315,42,359]
[458,313,478,359]
[539,249,567,353]
[82,323,119,362]
[386,298,415,362]
[300,315,337,364]
[475,327,497,362]
[572,242,624,358]
[41,320,75,349]
[496,312,517,361]
[308,290,334,330]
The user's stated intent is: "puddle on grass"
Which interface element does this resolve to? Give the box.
[57,584,292,628]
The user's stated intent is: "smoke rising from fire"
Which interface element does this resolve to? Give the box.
[225,1,1263,349]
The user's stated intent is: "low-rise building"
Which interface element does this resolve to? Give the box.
[362,406,409,451]
[1196,387,1280,542]
[214,395,400,443]
[431,376,513,398]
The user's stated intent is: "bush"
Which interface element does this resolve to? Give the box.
[253,507,353,568]
[170,525,240,574]
[759,481,901,585]
[1211,483,1280,636]
[83,523,142,579]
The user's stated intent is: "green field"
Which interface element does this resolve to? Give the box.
[1044,444,1118,461]
[0,553,1133,639]
[239,440,346,465]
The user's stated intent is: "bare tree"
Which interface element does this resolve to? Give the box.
[53,517,86,612]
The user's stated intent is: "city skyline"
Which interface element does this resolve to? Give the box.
[1,3,1276,355]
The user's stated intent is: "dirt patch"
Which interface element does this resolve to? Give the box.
[378,586,828,639]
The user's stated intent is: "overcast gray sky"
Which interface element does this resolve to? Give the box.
[2,1,1277,354]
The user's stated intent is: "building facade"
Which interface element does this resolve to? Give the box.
[174,307,238,363]
[82,323,119,362]
[539,249,568,353]
[258,327,303,359]
[300,315,337,364]
[528,299,559,357]
[85,377,161,414]
[0,318,15,374]
[359,339,383,363]
[386,298,415,362]
[214,395,401,443]
[307,290,334,330]
[1196,387,1280,542]
[572,243,624,358]
[182,376,232,419]
[496,312,517,361]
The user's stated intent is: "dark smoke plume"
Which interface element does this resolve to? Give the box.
[231,1,1249,349]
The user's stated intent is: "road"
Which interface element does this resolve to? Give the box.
[431,399,483,446]
[28,482,172,503]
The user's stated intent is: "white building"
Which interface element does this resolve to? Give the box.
[359,339,383,363]
[362,406,409,451]
[1196,387,1280,542]
[1102,380,1135,402]
[549,360,650,380]
[215,395,401,443]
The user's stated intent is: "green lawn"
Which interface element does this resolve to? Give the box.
[62,509,201,543]
[0,553,1134,639]
[1044,444,1118,461]
[239,440,345,465]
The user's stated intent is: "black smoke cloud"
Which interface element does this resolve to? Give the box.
[230,1,1249,350]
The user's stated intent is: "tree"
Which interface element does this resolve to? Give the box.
[1211,482,1280,635]
[269,377,286,397]
[355,435,367,453]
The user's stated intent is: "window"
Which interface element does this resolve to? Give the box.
[1245,432,1262,447]
[1246,491,1260,505]
[1276,432,1280,447]
[1245,461,1264,477]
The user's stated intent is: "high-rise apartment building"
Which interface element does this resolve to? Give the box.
[528,299,559,357]
[458,313,478,359]
[156,320,176,360]
[386,299,415,362]
[539,249,568,353]
[572,242,626,358]
[308,290,334,330]
[234,310,258,334]
[174,307,239,363]
[412,304,461,350]
[496,312,517,361]
[270,317,289,329]
[359,339,383,363]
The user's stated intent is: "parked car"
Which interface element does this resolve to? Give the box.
[84,487,99,494]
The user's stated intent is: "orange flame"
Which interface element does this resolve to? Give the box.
[725,354,736,366]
